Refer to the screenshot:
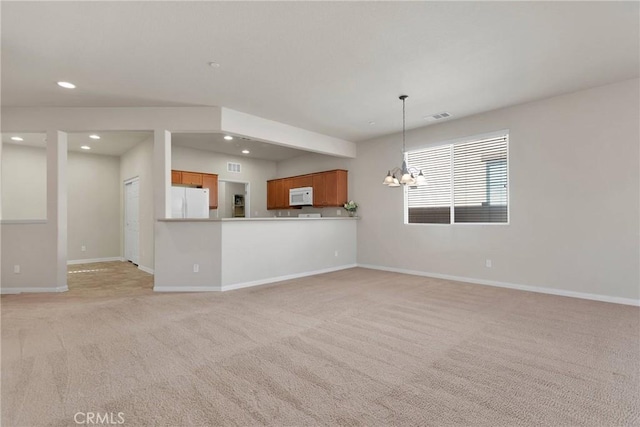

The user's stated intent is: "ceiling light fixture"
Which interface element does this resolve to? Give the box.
[242,149,250,154]
[208,62,221,68]
[89,134,101,140]
[10,136,24,141]
[57,81,76,89]
[224,135,233,141]
[369,121,376,125]
[80,145,91,150]
[382,95,426,188]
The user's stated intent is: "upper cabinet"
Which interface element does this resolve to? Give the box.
[313,170,347,207]
[267,180,278,210]
[290,175,313,189]
[172,169,218,209]
[171,170,182,185]
[181,171,203,186]
[267,169,347,210]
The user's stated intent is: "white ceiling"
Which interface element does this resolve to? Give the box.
[2,2,638,142]
[2,132,151,156]
[172,133,306,162]
[2,131,309,161]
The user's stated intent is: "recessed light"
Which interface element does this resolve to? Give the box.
[368,121,376,125]
[57,81,76,89]
[80,145,91,150]
[10,136,24,141]
[242,149,250,154]
[208,62,221,68]
[224,135,233,140]
[89,134,101,140]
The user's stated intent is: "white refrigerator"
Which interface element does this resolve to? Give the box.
[171,186,210,218]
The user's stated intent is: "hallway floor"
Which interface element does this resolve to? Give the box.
[67,261,153,298]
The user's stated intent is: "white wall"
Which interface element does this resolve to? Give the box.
[154,221,222,291]
[354,78,640,302]
[120,136,155,272]
[153,218,358,291]
[1,131,67,293]
[172,145,276,218]
[2,145,122,262]
[217,181,245,218]
[67,152,121,261]
[1,144,47,220]
[220,219,357,289]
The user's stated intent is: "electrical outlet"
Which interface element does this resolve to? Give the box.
[337,210,342,216]
[287,211,290,216]
[14,265,20,274]
[334,250,339,257]
[193,264,199,273]
[81,245,86,252]
[485,259,492,268]
[278,211,281,216]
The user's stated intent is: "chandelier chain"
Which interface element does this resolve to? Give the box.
[402,96,406,153]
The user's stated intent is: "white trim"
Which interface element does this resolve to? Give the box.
[0,219,48,224]
[221,264,358,292]
[153,285,221,292]
[123,176,141,265]
[138,265,154,275]
[358,264,640,307]
[409,129,511,152]
[153,264,358,293]
[1,285,68,295]
[67,257,124,265]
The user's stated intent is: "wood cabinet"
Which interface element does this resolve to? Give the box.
[312,173,326,207]
[181,171,203,186]
[267,180,278,210]
[290,175,313,189]
[172,169,218,209]
[313,170,347,207]
[267,169,347,210]
[201,173,218,209]
[275,179,287,209]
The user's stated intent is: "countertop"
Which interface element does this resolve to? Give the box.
[157,216,359,222]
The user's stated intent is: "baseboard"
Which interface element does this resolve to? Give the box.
[67,257,124,265]
[138,265,154,275]
[153,285,221,292]
[1,285,68,295]
[220,264,358,292]
[357,264,640,307]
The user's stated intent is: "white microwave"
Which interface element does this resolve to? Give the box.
[289,187,313,206]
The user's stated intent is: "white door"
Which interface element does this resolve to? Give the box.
[124,178,140,265]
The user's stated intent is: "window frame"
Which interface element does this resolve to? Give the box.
[404,130,510,226]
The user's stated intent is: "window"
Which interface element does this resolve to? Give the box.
[406,133,508,224]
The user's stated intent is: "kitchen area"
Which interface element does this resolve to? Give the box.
[156,130,358,292]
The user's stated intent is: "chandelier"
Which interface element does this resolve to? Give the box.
[382,95,426,187]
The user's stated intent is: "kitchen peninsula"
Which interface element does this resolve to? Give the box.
[154,216,358,292]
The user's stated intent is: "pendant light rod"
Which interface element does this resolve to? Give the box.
[400,95,408,154]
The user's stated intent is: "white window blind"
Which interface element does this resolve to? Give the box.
[407,134,508,224]
[407,145,452,223]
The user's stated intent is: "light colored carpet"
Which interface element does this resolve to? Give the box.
[2,265,639,426]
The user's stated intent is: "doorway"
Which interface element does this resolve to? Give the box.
[217,180,249,218]
[124,177,140,265]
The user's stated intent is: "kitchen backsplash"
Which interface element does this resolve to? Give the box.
[272,205,349,218]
